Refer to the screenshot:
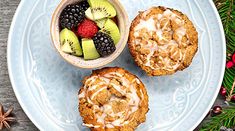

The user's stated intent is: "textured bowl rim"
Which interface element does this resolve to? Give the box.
[50,0,129,69]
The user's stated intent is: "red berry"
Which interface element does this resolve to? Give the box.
[211,106,222,117]
[220,87,226,96]
[231,95,235,103]
[77,19,98,38]
[226,61,234,68]
[232,53,235,63]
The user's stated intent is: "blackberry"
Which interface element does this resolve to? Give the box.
[79,0,89,11]
[60,1,88,29]
[93,32,116,57]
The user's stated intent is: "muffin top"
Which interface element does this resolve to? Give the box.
[78,67,148,131]
[128,6,198,76]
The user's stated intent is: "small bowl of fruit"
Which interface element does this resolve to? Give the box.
[51,0,129,68]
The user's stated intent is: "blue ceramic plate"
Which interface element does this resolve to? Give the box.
[8,0,226,130]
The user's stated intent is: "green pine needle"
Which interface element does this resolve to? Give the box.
[199,0,235,130]
[215,0,235,95]
[200,107,235,131]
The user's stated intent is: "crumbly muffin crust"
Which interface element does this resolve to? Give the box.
[128,6,198,76]
[78,67,149,131]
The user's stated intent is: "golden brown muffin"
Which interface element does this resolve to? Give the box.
[128,6,198,76]
[78,67,149,131]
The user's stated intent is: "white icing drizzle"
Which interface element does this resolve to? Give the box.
[135,18,156,32]
[82,123,100,128]
[157,14,163,20]
[110,83,125,95]
[96,113,107,123]
[88,83,104,91]
[133,9,189,71]
[90,86,107,100]
[78,90,85,99]
[85,76,98,86]
[79,72,143,129]
[175,27,187,43]
[143,41,158,68]
[140,89,144,100]
[172,50,179,58]
[132,78,141,84]
[106,124,114,128]
[104,72,123,78]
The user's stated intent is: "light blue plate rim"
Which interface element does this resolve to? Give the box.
[190,1,226,129]
[8,1,60,130]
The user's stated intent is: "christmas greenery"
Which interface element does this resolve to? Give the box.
[200,0,235,130]
[200,107,235,131]
[214,0,235,96]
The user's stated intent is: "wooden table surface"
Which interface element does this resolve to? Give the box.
[0,0,38,130]
[0,0,224,130]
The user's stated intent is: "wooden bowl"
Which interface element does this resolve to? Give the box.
[51,0,129,68]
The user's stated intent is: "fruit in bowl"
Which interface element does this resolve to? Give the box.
[50,0,130,69]
[58,0,121,60]
[51,0,129,68]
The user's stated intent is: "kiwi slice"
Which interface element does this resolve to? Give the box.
[60,28,83,56]
[85,7,94,20]
[85,9,107,28]
[88,0,116,20]
[82,39,100,60]
[101,19,120,44]
[95,19,107,28]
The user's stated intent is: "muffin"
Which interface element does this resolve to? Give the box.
[78,67,149,131]
[128,6,198,76]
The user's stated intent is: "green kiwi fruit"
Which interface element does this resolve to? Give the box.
[95,19,107,28]
[85,7,94,20]
[82,39,100,60]
[101,19,120,44]
[60,28,83,56]
[85,8,107,28]
[88,0,116,20]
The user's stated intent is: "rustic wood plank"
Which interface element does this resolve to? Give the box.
[0,0,38,130]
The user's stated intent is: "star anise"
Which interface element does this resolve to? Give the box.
[0,103,16,130]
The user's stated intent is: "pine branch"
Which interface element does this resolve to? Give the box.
[200,107,235,131]
[226,78,235,101]
[215,0,235,94]
[200,1,235,130]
